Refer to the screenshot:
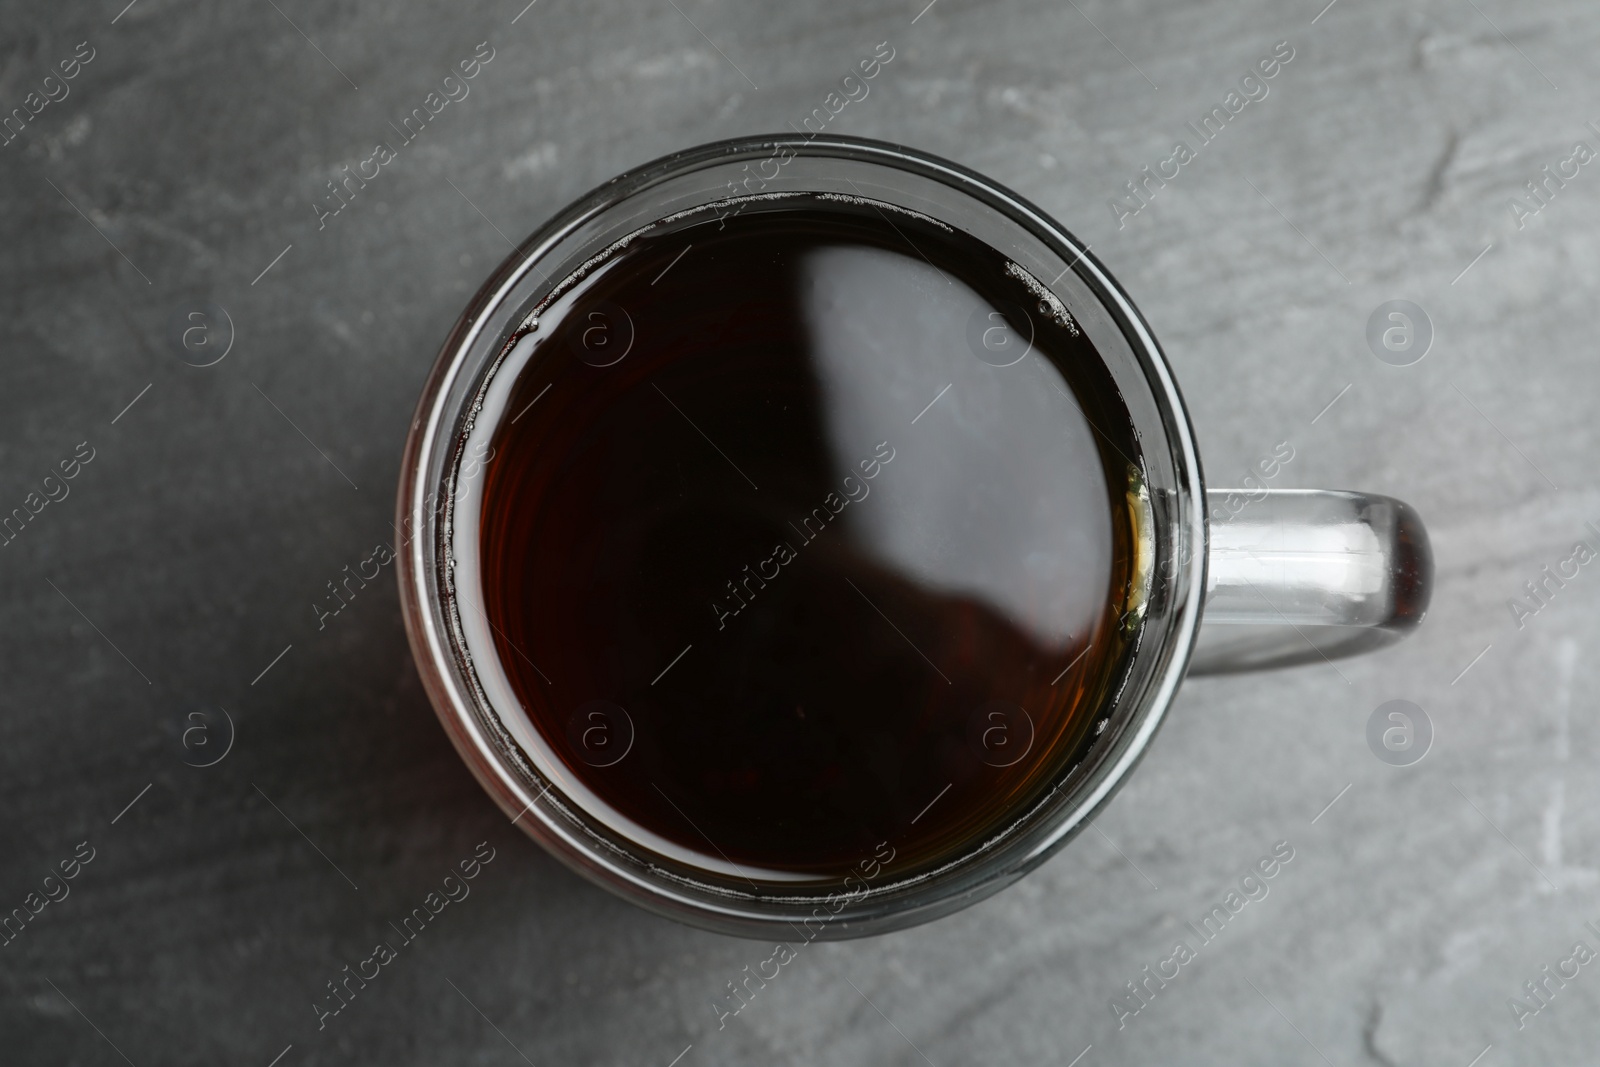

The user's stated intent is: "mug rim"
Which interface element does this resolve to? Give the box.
[396,133,1208,937]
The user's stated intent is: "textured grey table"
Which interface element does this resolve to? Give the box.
[2,0,1595,1063]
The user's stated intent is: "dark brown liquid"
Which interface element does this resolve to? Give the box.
[475,196,1141,882]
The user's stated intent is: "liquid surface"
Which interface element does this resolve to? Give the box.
[473,196,1140,880]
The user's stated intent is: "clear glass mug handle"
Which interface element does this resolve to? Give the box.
[1189,489,1433,674]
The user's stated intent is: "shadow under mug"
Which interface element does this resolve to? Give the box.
[396,135,1432,939]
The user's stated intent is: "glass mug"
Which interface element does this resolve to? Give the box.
[396,135,1431,938]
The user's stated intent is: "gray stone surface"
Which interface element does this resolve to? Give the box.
[1,0,1595,1063]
